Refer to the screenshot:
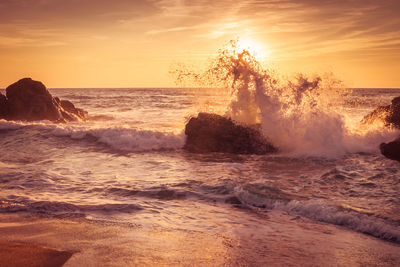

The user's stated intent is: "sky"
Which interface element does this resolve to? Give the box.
[0,0,399,88]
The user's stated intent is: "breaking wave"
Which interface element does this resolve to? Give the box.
[233,186,400,243]
[173,40,400,157]
[0,119,25,130]
[0,120,185,153]
[51,126,185,152]
[161,180,400,243]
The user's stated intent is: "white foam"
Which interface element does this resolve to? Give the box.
[234,186,400,243]
[52,125,185,152]
[0,120,25,130]
[0,118,185,152]
[189,40,400,157]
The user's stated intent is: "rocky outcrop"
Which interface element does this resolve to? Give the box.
[184,112,277,154]
[0,78,87,122]
[380,139,400,161]
[362,96,400,128]
[6,78,62,121]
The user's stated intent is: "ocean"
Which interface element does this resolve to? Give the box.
[0,87,400,266]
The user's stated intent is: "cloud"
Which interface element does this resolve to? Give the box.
[139,0,400,58]
[0,0,399,79]
[0,0,160,22]
[146,26,202,35]
[0,35,66,47]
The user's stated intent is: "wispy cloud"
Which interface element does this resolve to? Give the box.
[0,0,398,87]
[146,25,204,35]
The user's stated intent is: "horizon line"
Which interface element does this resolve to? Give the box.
[1,86,400,90]
[50,86,400,89]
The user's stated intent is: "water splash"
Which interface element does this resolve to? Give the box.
[173,40,399,156]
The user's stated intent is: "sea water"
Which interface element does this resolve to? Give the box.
[0,86,400,265]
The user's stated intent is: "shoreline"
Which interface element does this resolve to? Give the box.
[0,211,399,266]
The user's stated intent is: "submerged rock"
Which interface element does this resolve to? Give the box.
[184,112,277,154]
[380,139,400,161]
[362,96,400,128]
[0,78,87,122]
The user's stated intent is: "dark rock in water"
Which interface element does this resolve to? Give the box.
[0,78,87,122]
[6,78,62,121]
[362,96,400,128]
[363,97,400,160]
[60,100,88,121]
[184,112,277,154]
[380,139,400,161]
[0,92,8,116]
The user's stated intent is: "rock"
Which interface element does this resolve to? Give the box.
[1,78,87,122]
[0,92,8,117]
[184,112,277,154]
[380,139,400,161]
[60,100,87,120]
[362,96,400,128]
[6,78,62,121]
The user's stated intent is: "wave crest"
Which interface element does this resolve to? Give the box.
[173,39,399,157]
[233,186,400,243]
[52,126,185,152]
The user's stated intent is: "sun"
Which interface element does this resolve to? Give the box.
[236,38,268,61]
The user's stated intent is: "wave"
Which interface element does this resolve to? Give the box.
[0,120,185,152]
[51,126,185,152]
[0,119,25,130]
[233,186,400,243]
[99,180,400,244]
[2,178,399,243]
[0,198,142,216]
[103,182,400,243]
[173,39,400,157]
[126,180,400,244]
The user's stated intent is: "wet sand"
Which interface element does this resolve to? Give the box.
[0,209,399,266]
[0,242,72,267]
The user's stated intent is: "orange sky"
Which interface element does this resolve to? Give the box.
[0,0,399,88]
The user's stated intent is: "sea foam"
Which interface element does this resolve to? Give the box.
[0,119,25,130]
[174,40,400,157]
[0,120,185,153]
[233,186,400,243]
[52,126,185,152]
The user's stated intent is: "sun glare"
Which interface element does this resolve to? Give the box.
[236,38,269,61]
